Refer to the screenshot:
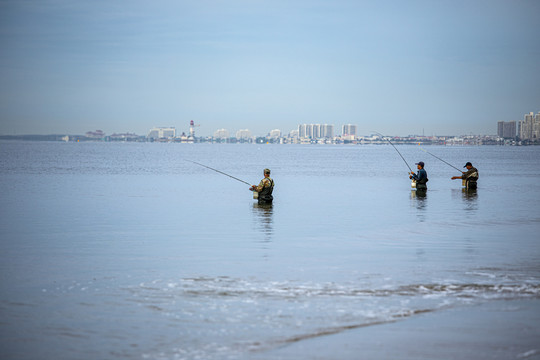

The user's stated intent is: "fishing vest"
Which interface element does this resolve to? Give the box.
[259,178,274,202]
[466,167,479,182]
[416,169,429,185]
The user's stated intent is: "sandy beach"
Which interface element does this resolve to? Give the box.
[247,299,540,360]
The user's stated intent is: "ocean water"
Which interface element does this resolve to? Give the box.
[0,141,539,359]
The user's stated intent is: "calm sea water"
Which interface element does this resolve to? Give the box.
[1,141,539,359]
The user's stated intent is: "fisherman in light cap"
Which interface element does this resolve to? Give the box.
[409,161,428,191]
[250,168,274,205]
[452,162,479,189]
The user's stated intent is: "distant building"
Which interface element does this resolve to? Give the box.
[342,124,357,137]
[313,124,321,138]
[269,129,281,139]
[86,130,105,138]
[214,129,230,139]
[321,124,333,138]
[298,124,334,139]
[236,129,252,140]
[518,112,540,141]
[298,124,310,138]
[497,121,516,139]
[147,127,176,140]
[109,133,140,141]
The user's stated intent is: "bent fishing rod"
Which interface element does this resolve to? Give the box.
[417,146,462,173]
[374,132,414,173]
[185,160,252,186]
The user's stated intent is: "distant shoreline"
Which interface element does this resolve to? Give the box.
[0,134,536,146]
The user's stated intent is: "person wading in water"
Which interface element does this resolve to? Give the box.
[409,161,428,191]
[250,168,274,205]
[452,162,479,189]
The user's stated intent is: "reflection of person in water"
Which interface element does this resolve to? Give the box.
[253,203,273,229]
[252,203,274,248]
[250,168,274,205]
[412,188,427,199]
[462,187,478,200]
[411,189,428,222]
[458,187,478,212]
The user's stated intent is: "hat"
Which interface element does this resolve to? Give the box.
[415,161,424,167]
[464,162,472,168]
[264,168,271,174]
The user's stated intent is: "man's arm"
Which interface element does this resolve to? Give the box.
[451,172,465,180]
[252,179,267,192]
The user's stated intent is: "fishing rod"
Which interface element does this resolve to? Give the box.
[374,132,413,173]
[417,146,462,173]
[185,160,251,186]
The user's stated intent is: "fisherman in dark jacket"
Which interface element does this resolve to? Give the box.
[452,162,479,189]
[250,168,274,205]
[410,161,428,190]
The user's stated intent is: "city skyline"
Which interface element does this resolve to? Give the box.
[129,111,540,140]
[4,110,540,139]
[1,1,539,137]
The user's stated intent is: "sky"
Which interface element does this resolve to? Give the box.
[0,0,539,137]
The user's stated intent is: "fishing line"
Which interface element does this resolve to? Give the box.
[185,160,252,185]
[417,146,462,173]
[374,132,413,173]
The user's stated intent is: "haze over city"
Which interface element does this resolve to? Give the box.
[1,0,539,137]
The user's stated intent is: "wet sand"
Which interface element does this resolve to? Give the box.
[249,299,540,360]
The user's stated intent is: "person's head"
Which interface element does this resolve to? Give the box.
[264,168,271,177]
[464,162,472,170]
[415,161,424,169]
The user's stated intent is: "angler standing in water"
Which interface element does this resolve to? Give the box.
[452,162,479,189]
[409,161,428,191]
[250,168,274,205]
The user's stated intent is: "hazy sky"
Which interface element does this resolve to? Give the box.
[1,0,539,137]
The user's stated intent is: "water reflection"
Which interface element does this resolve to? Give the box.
[251,203,274,245]
[452,188,478,211]
[410,189,428,222]
[462,188,478,200]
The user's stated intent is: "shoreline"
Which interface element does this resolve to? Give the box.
[247,299,540,360]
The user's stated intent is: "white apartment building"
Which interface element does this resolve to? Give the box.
[519,112,540,141]
[214,129,230,139]
[321,124,334,138]
[236,129,252,140]
[342,124,357,137]
[147,127,176,139]
[298,124,334,139]
[269,129,281,139]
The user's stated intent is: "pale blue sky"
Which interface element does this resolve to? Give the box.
[1,0,539,137]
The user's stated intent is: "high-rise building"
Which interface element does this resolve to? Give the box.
[321,124,334,138]
[298,124,334,138]
[313,124,321,138]
[342,124,357,137]
[298,124,313,138]
[147,127,176,140]
[298,124,307,138]
[518,112,540,141]
[497,121,516,139]
[269,129,281,139]
[213,129,230,139]
[536,113,540,139]
[236,129,252,140]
